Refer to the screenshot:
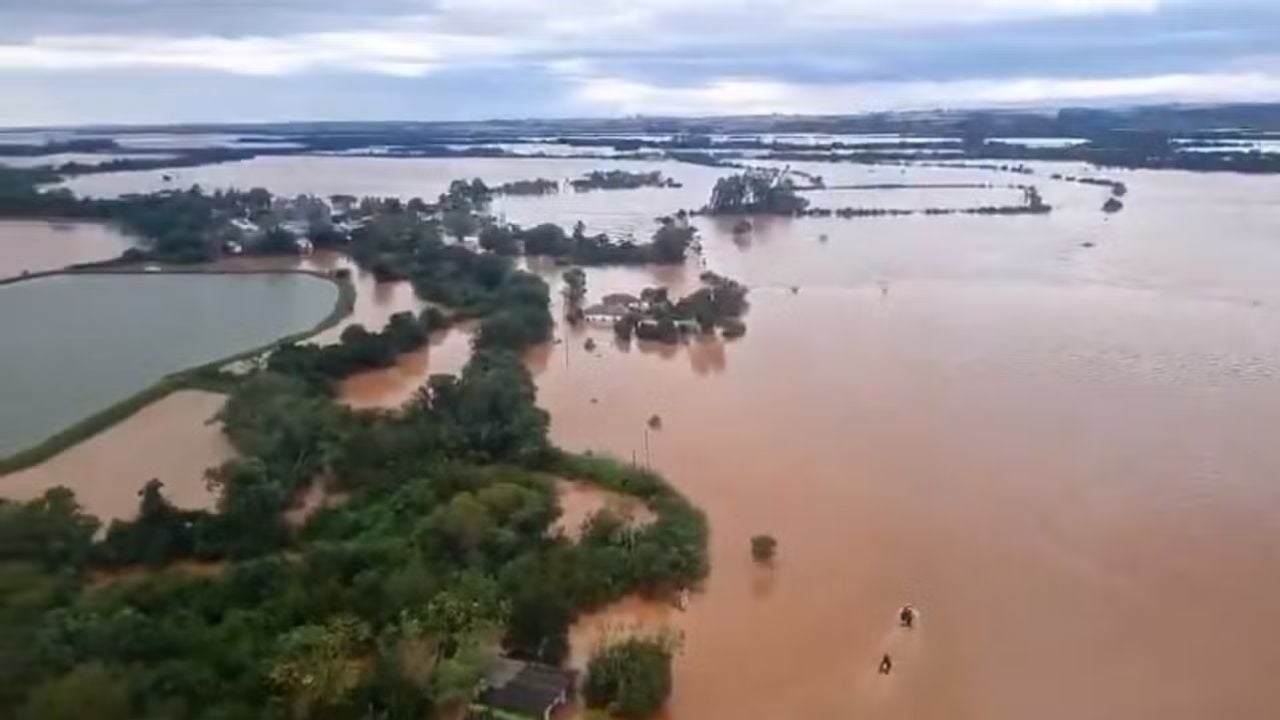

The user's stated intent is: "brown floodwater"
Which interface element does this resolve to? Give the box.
[339,323,475,409]
[0,390,231,522]
[0,219,134,279]
[528,166,1280,720]
[552,479,656,541]
[340,161,1280,719]
[14,157,1280,718]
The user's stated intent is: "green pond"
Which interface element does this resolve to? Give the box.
[0,272,338,456]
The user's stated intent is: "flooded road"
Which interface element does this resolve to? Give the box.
[11,155,1280,718]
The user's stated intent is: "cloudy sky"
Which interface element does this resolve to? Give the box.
[0,0,1277,125]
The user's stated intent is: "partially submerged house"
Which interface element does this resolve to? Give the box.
[472,658,574,720]
[601,292,644,311]
[582,303,630,325]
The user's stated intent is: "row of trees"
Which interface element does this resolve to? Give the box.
[268,308,448,391]
[480,216,696,266]
[569,170,681,191]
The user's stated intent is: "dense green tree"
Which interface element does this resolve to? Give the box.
[707,168,809,215]
[519,223,570,256]
[442,208,477,241]
[18,663,132,720]
[97,480,196,567]
[0,487,99,569]
[478,221,519,256]
[270,616,372,719]
[751,534,778,563]
[583,636,677,719]
[201,459,290,559]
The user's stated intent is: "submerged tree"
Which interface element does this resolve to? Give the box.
[707,168,809,215]
[583,634,680,719]
[563,267,587,322]
[750,534,778,563]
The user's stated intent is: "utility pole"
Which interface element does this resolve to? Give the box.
[643,426,651,469]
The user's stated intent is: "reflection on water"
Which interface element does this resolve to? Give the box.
[0,219,134,279]
[0,391,231,522]
[16,158,1280,719]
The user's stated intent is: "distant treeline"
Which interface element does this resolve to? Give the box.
[569,170,681,191]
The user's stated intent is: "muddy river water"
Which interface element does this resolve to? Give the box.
[8,156,1280,718]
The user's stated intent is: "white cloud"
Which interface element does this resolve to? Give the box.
[568,71,1280,115]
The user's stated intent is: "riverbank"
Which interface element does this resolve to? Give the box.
[0,266,354,475]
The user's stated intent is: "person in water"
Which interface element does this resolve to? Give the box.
[878,654,893,675]
[899,604,916,629]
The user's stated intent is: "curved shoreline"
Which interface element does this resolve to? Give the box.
[0,266,355,476]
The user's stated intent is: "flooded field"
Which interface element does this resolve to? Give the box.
[0,152,179,168]
[55,155,729,204]
[12,155,1280,718]
[0,219,134,279]
[0,272,337,456]
[0,390,231,521]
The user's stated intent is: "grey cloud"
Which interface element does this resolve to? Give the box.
[0,0,437,39]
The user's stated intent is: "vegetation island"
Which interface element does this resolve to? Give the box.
[579,272,749,344]
[0,166,710,720]
[697,167,1052,218]
[569,170,681,192]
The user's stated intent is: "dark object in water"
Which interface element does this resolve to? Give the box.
[878,654,893,675]
[899,605,916,629]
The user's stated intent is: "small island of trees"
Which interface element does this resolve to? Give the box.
[706,167,810,215]
[493,177,561,196]
[611,272,750,344]
[480,216,697,266]
[570,170,681,192]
